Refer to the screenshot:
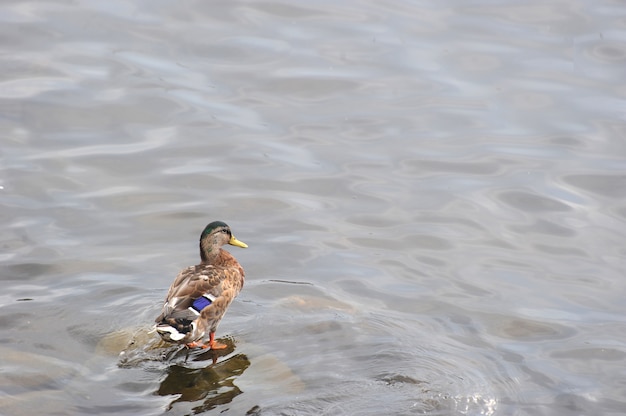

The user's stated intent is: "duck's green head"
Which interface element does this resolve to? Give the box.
[201,221,248,248]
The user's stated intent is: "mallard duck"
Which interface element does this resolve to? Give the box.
[155,221,247,349]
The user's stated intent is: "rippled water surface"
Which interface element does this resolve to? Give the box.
[2,1,626,415]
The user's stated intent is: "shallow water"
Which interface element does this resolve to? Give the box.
[2,0,626,415]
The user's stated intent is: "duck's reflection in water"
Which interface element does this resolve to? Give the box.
[156,344,250,413]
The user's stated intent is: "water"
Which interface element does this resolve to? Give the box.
[2,0,626,415]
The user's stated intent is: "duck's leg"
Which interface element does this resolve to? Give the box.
[208,332,227,350]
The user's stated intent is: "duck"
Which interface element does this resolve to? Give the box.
[155,221,247,349]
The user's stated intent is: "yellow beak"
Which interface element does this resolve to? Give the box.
[229,235,248,248]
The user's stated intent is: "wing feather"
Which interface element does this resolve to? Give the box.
[155,264,243,323]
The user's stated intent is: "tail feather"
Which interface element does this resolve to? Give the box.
[156,317,194,342]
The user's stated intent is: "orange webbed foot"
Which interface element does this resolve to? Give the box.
[209,340,228,350]
[186,341,209,349]
[208,332,228,350]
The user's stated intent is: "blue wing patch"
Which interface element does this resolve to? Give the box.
[191,294,215,312]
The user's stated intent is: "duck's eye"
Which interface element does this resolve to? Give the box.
[221,229,229,234]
